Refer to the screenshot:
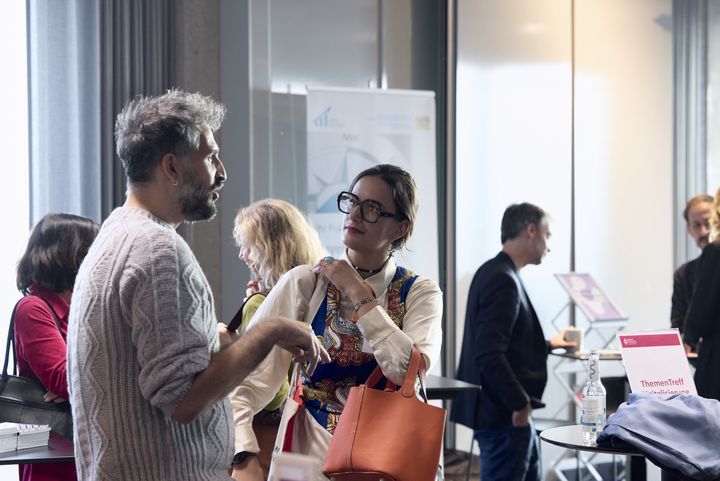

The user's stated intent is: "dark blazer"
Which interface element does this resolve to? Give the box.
[684,242,720,401]
[671,257,699,334]
[451,251,549,429]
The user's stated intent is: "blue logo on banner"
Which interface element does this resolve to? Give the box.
[313,106,332,127]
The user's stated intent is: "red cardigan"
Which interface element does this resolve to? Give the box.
[13,285,76,481]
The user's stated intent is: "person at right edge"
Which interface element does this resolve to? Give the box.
[451,202,575,481]
[685,188,720,403]
[670,194,712,351]
[664,197,714,481]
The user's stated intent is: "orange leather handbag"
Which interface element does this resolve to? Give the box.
[323,346,446,481]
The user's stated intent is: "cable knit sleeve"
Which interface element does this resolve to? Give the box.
[125,230,217,418]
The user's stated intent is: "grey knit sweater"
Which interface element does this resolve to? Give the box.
[67,208,233,481]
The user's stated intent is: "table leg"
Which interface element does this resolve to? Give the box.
[576,451,581,481]
[629,456,646,481]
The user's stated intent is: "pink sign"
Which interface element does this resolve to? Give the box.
[618,329,696,396]
[619,333,680,348]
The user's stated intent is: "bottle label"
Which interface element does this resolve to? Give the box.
[582,397,604,414]
[582,395,606,434]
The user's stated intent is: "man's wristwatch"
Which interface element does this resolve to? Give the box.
[231,451,257,466]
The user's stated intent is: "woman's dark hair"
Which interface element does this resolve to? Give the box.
[16,213,100,295]
[348,164,418,251]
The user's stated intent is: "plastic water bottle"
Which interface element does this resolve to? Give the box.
[581,350,606,444]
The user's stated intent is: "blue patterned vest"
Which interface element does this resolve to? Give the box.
[302,266,417,434]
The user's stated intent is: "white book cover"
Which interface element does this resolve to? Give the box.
[0,438,16,454]
[0,423,20,437]
[618,329,696,396]
[0,423,19,454]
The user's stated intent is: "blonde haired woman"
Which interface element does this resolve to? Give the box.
[685,187,720,401]
[234,199,327,305]
[230,198,326,479]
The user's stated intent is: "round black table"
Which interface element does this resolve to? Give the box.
[540,425,646,481]
[426,375,480,400]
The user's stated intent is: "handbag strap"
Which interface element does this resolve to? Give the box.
[290,363,304,404]
[365,345,430,402]
[226,291,264,334]
[3,295,64,378]
[3,300,22,377]
[38,296,64,339]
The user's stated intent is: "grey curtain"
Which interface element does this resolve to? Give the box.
[27,0,176,225]
[707,2,720,197]
[673,0,709,266]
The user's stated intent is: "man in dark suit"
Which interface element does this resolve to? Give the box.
[451,202,573,481]
[671,194,712,347]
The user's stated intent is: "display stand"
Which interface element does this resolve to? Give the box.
[549,273,628,413]
[547,273,629,481]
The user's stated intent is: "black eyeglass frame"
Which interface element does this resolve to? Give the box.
[336,191,403,224]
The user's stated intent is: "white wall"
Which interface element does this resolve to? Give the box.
[455,1,672,479]
[456,0,573,467]
[574,0,673,334]
[573,3,673,478]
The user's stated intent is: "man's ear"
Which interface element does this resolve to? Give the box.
[525,222,537,239]
[159,153,180,186]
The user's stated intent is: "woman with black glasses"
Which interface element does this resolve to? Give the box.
[228,164,442,481]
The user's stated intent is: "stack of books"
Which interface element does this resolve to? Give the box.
[17,424,51,450]
[0,423,51,453]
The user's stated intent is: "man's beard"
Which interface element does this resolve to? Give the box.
[179,176,221,222]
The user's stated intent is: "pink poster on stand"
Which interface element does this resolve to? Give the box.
[554,273,626,322]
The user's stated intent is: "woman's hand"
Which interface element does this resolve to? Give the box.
[312,256,368,304]
[231,456,263,481]
[43,390,66,403]
[217,323,238,348]
[245,280,261,299]
[268,317,330,375]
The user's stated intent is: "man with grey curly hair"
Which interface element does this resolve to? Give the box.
[115,89,228,221]
[68,90,329,481]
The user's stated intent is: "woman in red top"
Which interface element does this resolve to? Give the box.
[14,213,99,481]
